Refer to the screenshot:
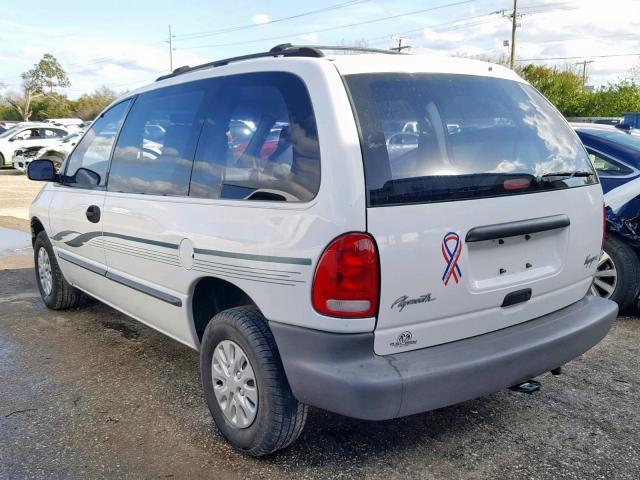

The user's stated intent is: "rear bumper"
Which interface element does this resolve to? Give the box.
[270,295,617,420]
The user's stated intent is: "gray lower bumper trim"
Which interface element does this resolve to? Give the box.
[270,295,617,420]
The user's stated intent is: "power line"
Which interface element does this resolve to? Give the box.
[174,0,371,40]
[517,52,640,61]
[180,0,481,50]
[362,2,575,49]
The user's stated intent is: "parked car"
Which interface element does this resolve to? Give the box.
[27,45,617,456]
[623,112,640,128]
[573,123,640,310]
[0,123,68,167]
[13,131,83,173]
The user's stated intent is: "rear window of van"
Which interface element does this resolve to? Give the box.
[345,73,597,207]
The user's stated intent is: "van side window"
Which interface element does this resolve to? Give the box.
[63,99,131,187]
[190,72,320,202]
[108,82,206,196]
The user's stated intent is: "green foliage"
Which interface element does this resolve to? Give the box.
[32,53,71,93]
[4,53,71,120]
[72,86,118,120]
[31,93,73,119]
[519,63,640,117]
[519,64,585,116]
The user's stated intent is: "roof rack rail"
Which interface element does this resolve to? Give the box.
[155,44,323,82]
[156,43,404,82]
[286,44,404,55]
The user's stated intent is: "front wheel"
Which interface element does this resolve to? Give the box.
[34,231,85,309]
[591,235,640,311]
[200,306,307,456]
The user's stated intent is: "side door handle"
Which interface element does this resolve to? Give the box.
[86,205,101,223]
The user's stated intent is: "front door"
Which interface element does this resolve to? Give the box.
[49,100,131,297]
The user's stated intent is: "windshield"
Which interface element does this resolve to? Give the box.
[345,73,597,206]
[0,125,22,139]
[582,128,640,151]
[61,133,79,143]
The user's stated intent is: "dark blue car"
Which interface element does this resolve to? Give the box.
[573,123,640,310]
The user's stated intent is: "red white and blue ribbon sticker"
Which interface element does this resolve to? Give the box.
[441,232,462,286]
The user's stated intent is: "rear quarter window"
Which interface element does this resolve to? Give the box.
[189,72,320,202]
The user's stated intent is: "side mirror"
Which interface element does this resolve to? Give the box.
[8,137,15,142]
[27,159,57,182]
[615,123,633,133]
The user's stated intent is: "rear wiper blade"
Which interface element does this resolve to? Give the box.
[536,171,594,183]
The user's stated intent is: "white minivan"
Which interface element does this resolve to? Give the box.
[27,45,618,456]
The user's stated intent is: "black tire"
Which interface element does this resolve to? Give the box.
[200,306,308,456]
[0,152,5,167]
[33,231,85,310]
[596,235,640,311]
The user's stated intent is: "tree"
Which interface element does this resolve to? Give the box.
[519,64,586,116]
[5,53,70,121]
[31,93,73,120]
[72,86,118,120]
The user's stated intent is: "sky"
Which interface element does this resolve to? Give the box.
[0,0,639,99]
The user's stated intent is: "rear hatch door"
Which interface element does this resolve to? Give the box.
[345,72,603,355]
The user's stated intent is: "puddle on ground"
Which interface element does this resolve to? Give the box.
[0,227,31,257]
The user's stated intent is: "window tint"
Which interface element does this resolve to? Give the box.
[43,128,65,138]
[108,82,206,195]
[190,72,320,202]
[587,148,634,176]
[346,73,596,206]
[63,100,130,187]
[14,128,41,140]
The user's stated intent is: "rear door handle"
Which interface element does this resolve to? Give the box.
[465,215,570,242]
[86,205,101,223]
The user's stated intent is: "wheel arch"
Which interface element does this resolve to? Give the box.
[30,216,46,246]
[191,276,262,343]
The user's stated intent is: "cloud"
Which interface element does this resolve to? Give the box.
[300,33,319,42]
[251,14,269,25]
[403,0,640,87]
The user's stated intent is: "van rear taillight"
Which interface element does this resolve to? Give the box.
[312,233,379,318]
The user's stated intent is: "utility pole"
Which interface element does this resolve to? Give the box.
[509,0,518,69]
[390,37,411,53]
[167,25,175,72]
[576,60,594,88]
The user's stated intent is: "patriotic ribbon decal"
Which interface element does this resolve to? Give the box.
[441,232,462,286]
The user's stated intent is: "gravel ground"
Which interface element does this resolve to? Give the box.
[1,170,639,479]
[0,169,43,220]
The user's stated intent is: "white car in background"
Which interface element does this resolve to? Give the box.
[0,123,68,167]
[13,131,84,173]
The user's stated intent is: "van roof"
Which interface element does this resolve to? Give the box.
[328,53,521,81]
[126,44,524,100]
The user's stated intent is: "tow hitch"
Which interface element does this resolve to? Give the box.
[509,380,541,394]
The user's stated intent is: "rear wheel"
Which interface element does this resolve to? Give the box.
[200,306,307,456]
[591,235,640,311]
[0,152,5,167]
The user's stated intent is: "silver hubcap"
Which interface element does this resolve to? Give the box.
[37,247,53,297]
[212,340,258,428]
[590,251,617,298]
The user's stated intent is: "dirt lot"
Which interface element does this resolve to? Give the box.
[0,169,43,221]
[1,168,639,479]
